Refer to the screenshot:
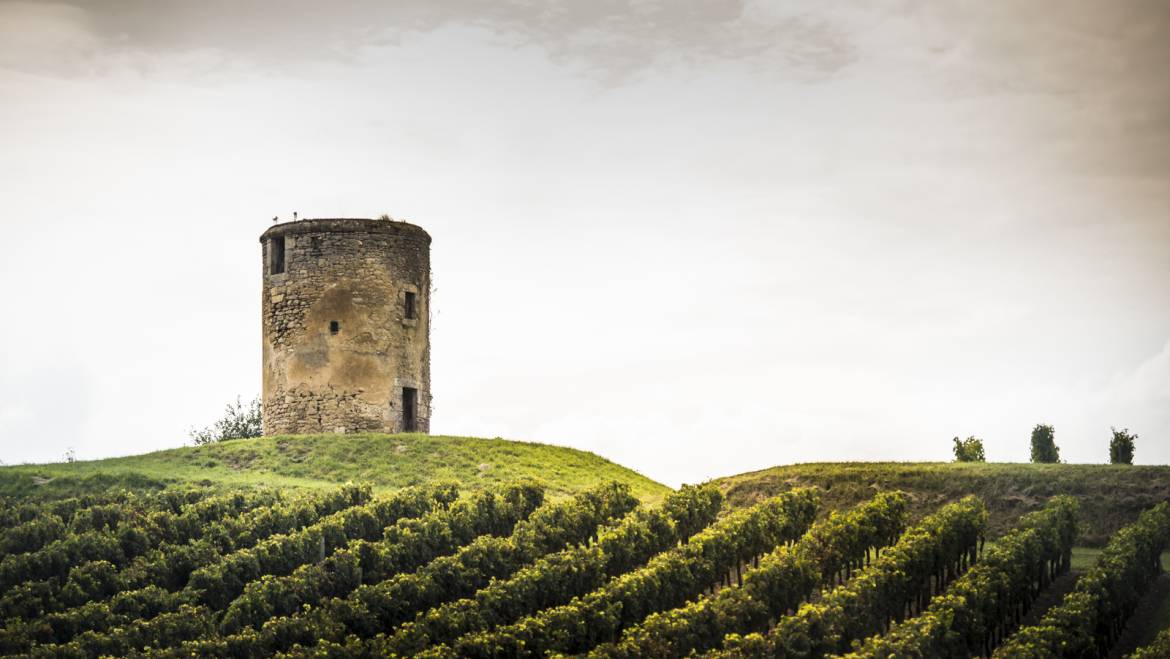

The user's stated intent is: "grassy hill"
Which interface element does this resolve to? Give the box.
[7,436,1169,546]
[715,461,1170,546]
[0,433,670,504]
[4,438,1170,655]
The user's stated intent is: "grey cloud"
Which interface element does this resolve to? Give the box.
[908,2,1170,93]
[871,1,1170,182]
[7,1,1167,114]
[3,0,857,81]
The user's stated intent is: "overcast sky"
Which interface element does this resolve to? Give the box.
[1,1,1168,486]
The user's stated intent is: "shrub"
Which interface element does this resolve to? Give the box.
[1109,427,1136,465]
[189,396,262,445]
[952,436,986,462]
[1132,628,1170,659]
[1029,424,1059,464]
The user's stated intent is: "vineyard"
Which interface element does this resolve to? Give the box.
[1,476,1169,658]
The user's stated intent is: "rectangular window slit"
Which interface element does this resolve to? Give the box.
[404,291,417,320]
[270,236,285,275]
[329,321,340,335]
[402,387,417,432]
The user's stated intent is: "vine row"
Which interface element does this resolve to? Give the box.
[994,501,1170,658]
[375,484,725,657]
[214,481,546,633]
[594,491,910,659]
[29,484,537,657]
[845,495,1079,658]
[153,481,641,657]
[713,495,988,658]
[0,484,409,655]
[446,488,821,657]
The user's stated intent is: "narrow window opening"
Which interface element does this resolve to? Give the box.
[270,236,285,275]
[404,291,417,320]
[402,387,418,432]
[329,320,340,335]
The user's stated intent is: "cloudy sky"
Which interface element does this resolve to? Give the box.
[1,1,1167,486]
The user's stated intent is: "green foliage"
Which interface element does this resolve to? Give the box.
[0,494,103,528]
[452,489,820,657]
[216,482,543,633]
[1131,627,1170,659]
[341,481,638,634]
[1030,423,1060,463]
[0,489,226,592]
[186,483,452,611]
[0,515,66,555]
[0,489,213,556]
[714,496,988,658]
[164,481,642,656]
[995,501,1170,658]
[1110,426,1137,465]
[6,449,1170,659]
[24,484,463,657]
[952,436,986,462]
[0,485,372,654]
[593,491,909,659]
[188,396,262,445]
[845,496,1079,658]
[378,484,724,657]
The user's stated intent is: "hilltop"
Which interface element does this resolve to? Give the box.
[0,433,670,504]
[714,461,1170,545]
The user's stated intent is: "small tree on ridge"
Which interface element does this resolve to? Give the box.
[1109,427,1137,465]
[1030,423,1060,463]
[952,436,986,463]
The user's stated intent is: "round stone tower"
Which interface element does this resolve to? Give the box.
[259,218,431,435]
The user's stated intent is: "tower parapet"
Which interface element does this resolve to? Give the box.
[259,218,431,435]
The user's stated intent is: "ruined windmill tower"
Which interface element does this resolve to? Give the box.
[259,218,431,435]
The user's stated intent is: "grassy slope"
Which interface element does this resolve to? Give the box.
[7,445,1170,641]
[7,440,1168,545]
[715,462,1170,546]
[0,433,670,505]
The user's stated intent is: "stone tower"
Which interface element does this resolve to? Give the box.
[259,218,431,435]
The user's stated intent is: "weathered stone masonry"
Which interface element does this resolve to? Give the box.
[260,218,431,435]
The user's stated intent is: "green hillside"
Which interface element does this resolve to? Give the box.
[3,440,1170,656]
[715,461,1170,545]
[0,433,670,504]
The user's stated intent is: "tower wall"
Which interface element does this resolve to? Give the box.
[259,218,431,435]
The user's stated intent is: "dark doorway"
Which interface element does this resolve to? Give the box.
[329,320,340,335]
[404,291,417,320]
[270,236,285,275]
[402,387,418,432]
